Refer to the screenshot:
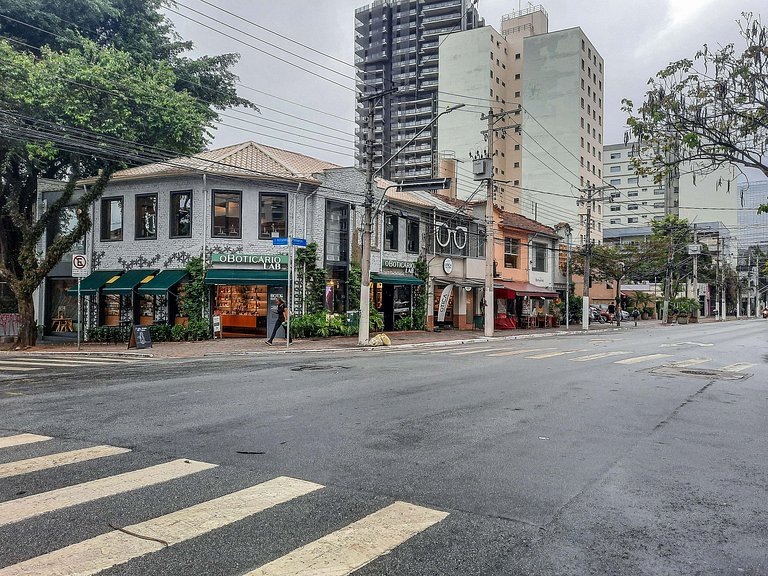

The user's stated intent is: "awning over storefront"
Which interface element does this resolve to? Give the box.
[494,281,559,299]
[66,271,120,296]
[204,269,288,285]
[102,269,158,295]
[371,274,424,286]
[138,270,188,295]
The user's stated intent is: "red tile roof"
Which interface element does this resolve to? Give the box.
[499,212,557,236]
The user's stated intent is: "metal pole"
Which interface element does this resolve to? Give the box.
[565,231,571,330]
[287,236,292,349]
[692,225,699,320]
[77,277,81,351]
[662,224,673,324]
[484,108,495,338]
[581,185,592,330]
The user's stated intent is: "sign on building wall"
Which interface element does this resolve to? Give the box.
[382,259,416,273]
[437,284,454,322]
[210,253,288,269]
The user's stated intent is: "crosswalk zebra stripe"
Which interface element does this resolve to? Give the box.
[720,362,754,372]
[0,434,52,449]
[0,445,131,480]
[244,501,449,576]
[486,348,550,357]
[419,347,484,355]
[0,360,96,368]
[570,351,630,362]
[0,366,40,372]
[525,350,584,359]
[0,476,323,576]
[0,459,217,527]
[614,353,672,365]
[669,358,711,368]
[5,357,140,366]
[449,348,501,356]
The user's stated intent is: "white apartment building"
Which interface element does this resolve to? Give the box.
[436,5,604,243]
[602,142,738,231]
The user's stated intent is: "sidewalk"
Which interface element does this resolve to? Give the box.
[6,324,618,359]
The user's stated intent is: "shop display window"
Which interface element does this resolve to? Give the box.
[139,294,155,325]
[259,193,288,239]
[214,285,269,333]
[212,190,242,238]
[170,191,192,238]
[135,194,157,239]
[100,197,123,241]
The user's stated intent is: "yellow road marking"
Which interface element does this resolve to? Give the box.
[614,353,672,365]
[245,501,448,576]
[0,476,323,576]
[0,434,51,449]
[570,351,630,362]
[0,459,217,527]
[0,446,131,479]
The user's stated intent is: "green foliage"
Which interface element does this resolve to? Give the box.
[85,321,208,343]
[178,256,207,322]
[347,264,361,311]
[394,315,414,331]
[411,256,429,330]
[369,308,384,332]
[289,311,358,339]
[623,13,768,182]
[294,243,327,313]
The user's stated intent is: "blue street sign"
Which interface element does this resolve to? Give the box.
[272,237,289,246]
[292,238,308,247]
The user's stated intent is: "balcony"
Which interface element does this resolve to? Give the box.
[421,26,457,38]
[421,12,462,28]
[420,79,439,88]
[422,0,463,15]
[419,40,440,53]
[419,67,439,79]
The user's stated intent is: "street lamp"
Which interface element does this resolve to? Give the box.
[358,103,465,346]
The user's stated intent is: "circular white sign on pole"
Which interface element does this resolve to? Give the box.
[71,254,89,277]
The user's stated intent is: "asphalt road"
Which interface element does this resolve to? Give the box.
[0,320,766,575]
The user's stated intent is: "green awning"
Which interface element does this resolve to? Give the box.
[67,271,121,296]
[204,269,288,285]
[138,270,188,295]
[371,274,424,286]
[102,269,157,295]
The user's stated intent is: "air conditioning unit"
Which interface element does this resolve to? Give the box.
[472,158,492,180]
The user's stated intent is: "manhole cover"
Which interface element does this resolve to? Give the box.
[291,365,350,372]
[649,366,750,380]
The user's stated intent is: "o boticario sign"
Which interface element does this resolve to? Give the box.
[211,253,288,270]
[382,259,416,274]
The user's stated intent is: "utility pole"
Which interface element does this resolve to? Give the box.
[720,237,727,321]
[483,109,495,338]
[358,95,376,346]
[662,223,674,324]
[692,225,699,320]
[580,185,611,330]
[566,227,572,330]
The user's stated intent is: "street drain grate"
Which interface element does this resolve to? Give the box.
[291,364,351,372]
[649,366,751,381]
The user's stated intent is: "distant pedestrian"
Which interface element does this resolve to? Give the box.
[631,307,640,326]
[265,297,287,345]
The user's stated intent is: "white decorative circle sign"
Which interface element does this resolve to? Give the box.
[443,257,453,275]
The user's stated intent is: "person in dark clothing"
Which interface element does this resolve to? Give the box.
[265,297,287,345]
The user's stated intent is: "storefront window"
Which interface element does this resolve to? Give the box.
[47,278,77,332]
[504,238,519,268]
[170,191,192,238]
[212,190,242,238]
[214,285,269,335]
[49,206,85,254]
[100,197,123,241]
[135,194,157,239]
[384,213,399,251]
[325,201,349,265]
[406,219,419,253]
[532,242,548,272]
[259,193,287,239]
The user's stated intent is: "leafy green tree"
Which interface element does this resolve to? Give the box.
[294,243,327,314]
[623,13,768,210]
[0,39,214,345]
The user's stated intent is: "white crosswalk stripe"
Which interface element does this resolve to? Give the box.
[0,433,52,449]
[450,347,502,356]
[720,362,754,372]
[0,435,450,575]
[486,348,551,357]
[0,366,40,372]
[614,353,673,365]
[245,501,448,576]
[570,351,630,362]
[0,445,130,479]
[525,349,585,359]
[668,358,711,368]
[0,459,216,527]
[0,355,150,374]
[0,476,323,576]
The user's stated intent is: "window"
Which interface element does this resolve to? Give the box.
[654,188,664,195]
[515,53,521,60]
[170,191,192,238]
[627,217,638,223]
[610,218,621,224]
[610,152,620,160]
[514,162,520,168]
[135,194,158,240]
[406,219,419,253]
[504,238,519,268]
[384,213,398,251]
[531,242,547,272]
[627,177,639,185]
[325,201,349,265]
[100,197,123,241]
[610,205,621,212]
[653,202,664,208]
[259,193,287,239]
[515,91,521,97]
[515,73,520,80]
[50,206,85,253]
[212,190,242,238]
[628,191,638,197]
[628,204,638,211]
[514,144,520,150]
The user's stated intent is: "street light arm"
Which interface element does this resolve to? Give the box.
[372,103,465,178]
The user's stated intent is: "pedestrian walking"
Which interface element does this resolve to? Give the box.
[631,307,640,326]
[265,297,288,345]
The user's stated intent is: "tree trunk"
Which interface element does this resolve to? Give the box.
[16,292,37,347]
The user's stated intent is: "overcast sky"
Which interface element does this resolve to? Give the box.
[167,0,764,166]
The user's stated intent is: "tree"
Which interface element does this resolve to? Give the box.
[623,12,768,208]
[0,39,213,346]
